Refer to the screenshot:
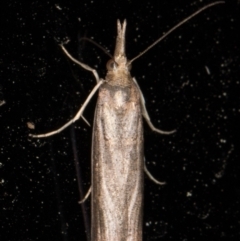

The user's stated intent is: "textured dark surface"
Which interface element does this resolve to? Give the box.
[1,0,239,240]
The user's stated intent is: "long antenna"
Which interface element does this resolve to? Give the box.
[79,37,113,59]
[128,1,224,65]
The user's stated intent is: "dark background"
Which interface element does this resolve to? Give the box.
[1,0,239,240]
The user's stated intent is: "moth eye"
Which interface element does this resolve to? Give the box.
[106,59,116,70]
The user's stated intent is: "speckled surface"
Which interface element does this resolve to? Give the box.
[1,1,239,240]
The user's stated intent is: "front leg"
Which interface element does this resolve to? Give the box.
[30,80,104,138]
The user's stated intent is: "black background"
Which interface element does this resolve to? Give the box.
[1,0,239,240]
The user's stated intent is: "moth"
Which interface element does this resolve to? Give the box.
[30,2,224,240]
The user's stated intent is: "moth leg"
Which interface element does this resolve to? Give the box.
[60,44,94,126]
[60,44,100,84]
[144,158,166,185]
[78,186,92,204]
[133,78,176,135]
[81,115,91,127]
[30,80,105,138]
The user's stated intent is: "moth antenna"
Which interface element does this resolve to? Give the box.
[128,1,224,65]
[79,37,113,59]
